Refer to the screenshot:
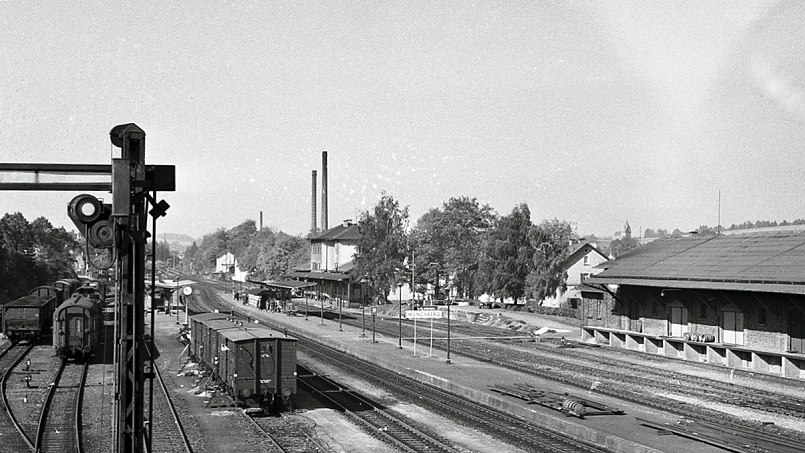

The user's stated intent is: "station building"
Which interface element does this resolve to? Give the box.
[286,220,371,306]
[582,231,805,379]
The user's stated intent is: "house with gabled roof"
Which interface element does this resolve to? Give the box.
[287,220,371,306]
[583,231,805,379]
[542,241,609,308]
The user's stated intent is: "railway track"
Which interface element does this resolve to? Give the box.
[37,360,88,453]
[192,278,805,451]
[298,341,608,453]
[298,364,461,453]
[193,278,608,452]
[246,412,334,453]
[144,343,194,453]
[0,344,36,452]
[362,313,805,452]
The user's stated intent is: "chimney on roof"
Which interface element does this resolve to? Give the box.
[343,219,352,227]
[321,151,328,231]
[311,170,317,235]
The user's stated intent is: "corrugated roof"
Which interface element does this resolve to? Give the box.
[589,232,805,292]
[312,223,361,242]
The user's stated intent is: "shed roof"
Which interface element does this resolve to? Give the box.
[587,232,805,294]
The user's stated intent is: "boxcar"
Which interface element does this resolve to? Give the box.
[2,294,58,343]
[190,313,297,409]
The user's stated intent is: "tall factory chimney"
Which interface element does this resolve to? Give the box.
[310,170,318,235]
[259,210,263,230]
[321,151,328,231]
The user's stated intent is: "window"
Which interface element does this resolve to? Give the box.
[583,255,590,266]
[758,307,767,325]
[581,273,591,281]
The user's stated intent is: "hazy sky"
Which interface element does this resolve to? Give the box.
[2,1,805,240]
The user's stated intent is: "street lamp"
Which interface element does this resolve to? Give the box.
[319,285,324,325]
[397,278,404,349]
[359,279,368,338]
[371,304,377,343]
[446,299,452,364]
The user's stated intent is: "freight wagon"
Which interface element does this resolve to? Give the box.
[190,313,297,409]
[2,294,58,343]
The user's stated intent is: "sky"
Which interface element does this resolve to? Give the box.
[2,1,805,241]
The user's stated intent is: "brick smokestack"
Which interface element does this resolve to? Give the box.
[260,210,263,230]
[321,151,328,231]
[311,170,317,235]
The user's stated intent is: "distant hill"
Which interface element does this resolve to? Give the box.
[162,233,195,252]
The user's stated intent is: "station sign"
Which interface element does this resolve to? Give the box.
[405,310,443,319]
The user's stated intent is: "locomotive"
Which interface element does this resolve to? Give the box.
[53,282,108,359]
[190,312,297,409]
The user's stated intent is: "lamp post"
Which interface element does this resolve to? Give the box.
[398,280,404,349]
[319,285,324,325]
[371,304,377,343]
[446,299,452,364]
[338,296,343,331]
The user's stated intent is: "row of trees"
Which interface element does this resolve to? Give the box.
[182,220,308,280]
[354,195,579,306]
[0,213,80,300]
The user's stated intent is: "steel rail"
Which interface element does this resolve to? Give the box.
[0,345,36,452]
[36,359,67,452]
[299,341,605,453]
[297,372,459,453]
[36,360,89,453]
[145,343,194,453]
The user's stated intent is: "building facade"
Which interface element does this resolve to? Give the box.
[583,232,805,379]
[542,241,608,308]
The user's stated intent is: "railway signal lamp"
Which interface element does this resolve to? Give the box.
[68,194,115,249]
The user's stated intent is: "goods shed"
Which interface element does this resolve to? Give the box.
[583,231,805,379]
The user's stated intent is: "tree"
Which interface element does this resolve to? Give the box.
[409,197,495,299]
[476,203,532,303]
[354,194,409,302]
[0,213,77,299]
[525,219,577,304]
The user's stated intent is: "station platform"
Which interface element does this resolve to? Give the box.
[217,297,725,453]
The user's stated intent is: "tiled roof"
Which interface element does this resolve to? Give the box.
[588,232,805,293]
[312,223,361,242]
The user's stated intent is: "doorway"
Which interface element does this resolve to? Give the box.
[722,310,744,345]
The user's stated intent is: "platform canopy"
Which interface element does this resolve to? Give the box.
[249,279,318,290]
[145,279,196,289]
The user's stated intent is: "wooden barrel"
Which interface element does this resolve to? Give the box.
[682,333,690,341]
[562,399,585,417]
